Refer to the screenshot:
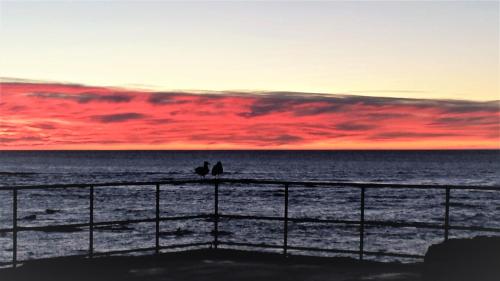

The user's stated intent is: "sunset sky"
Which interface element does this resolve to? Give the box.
[1,1,499,149]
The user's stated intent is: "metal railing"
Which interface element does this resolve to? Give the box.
[1,179,499,268]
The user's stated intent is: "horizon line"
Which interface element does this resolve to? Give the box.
[1,149,499,152]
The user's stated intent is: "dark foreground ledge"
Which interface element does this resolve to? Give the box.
[0,249,422,281]
[424,236,500,281]
[3,236,500,281]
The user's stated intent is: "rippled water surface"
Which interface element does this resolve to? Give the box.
[1,150,499,263]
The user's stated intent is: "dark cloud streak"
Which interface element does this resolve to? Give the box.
[91,113,147,123]
[29,92,134,103]
[236,92,499,118]
[336,122,377,131]
[372,132,462,140]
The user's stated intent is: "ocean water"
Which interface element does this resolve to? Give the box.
[0,150,499,263]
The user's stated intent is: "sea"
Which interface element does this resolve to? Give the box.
[1,150,499,263]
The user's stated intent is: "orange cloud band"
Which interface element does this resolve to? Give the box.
[1,81,499,149]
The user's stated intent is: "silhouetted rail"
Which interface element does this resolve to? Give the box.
[1,179,499,268]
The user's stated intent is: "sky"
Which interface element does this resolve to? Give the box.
[0,1,499,149]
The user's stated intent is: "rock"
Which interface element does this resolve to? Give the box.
[174,228,193,236]
[22,214,37,220]
[45,209,60,214]
[41,226,82,233]
[424,236,500,281]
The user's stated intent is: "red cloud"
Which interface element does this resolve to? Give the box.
[1,81,499,149]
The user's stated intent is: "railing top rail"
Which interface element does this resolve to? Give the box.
[1,178,499,191]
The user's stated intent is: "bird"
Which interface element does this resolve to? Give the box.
[195,161,210,178]
[211,161,223,178]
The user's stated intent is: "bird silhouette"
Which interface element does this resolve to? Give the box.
[195,161,210,178]
[211,161,223,178]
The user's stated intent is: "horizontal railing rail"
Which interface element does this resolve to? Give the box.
[1,179,499,268]
[2,179,500,191]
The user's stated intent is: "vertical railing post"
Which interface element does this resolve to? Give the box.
[444,187,450,241]
[12,188,17,268]
[359,187,365,261]
[89,185,94,258]
[283,184,289,256]
[213,180,219,249]
[155,183,160,254]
